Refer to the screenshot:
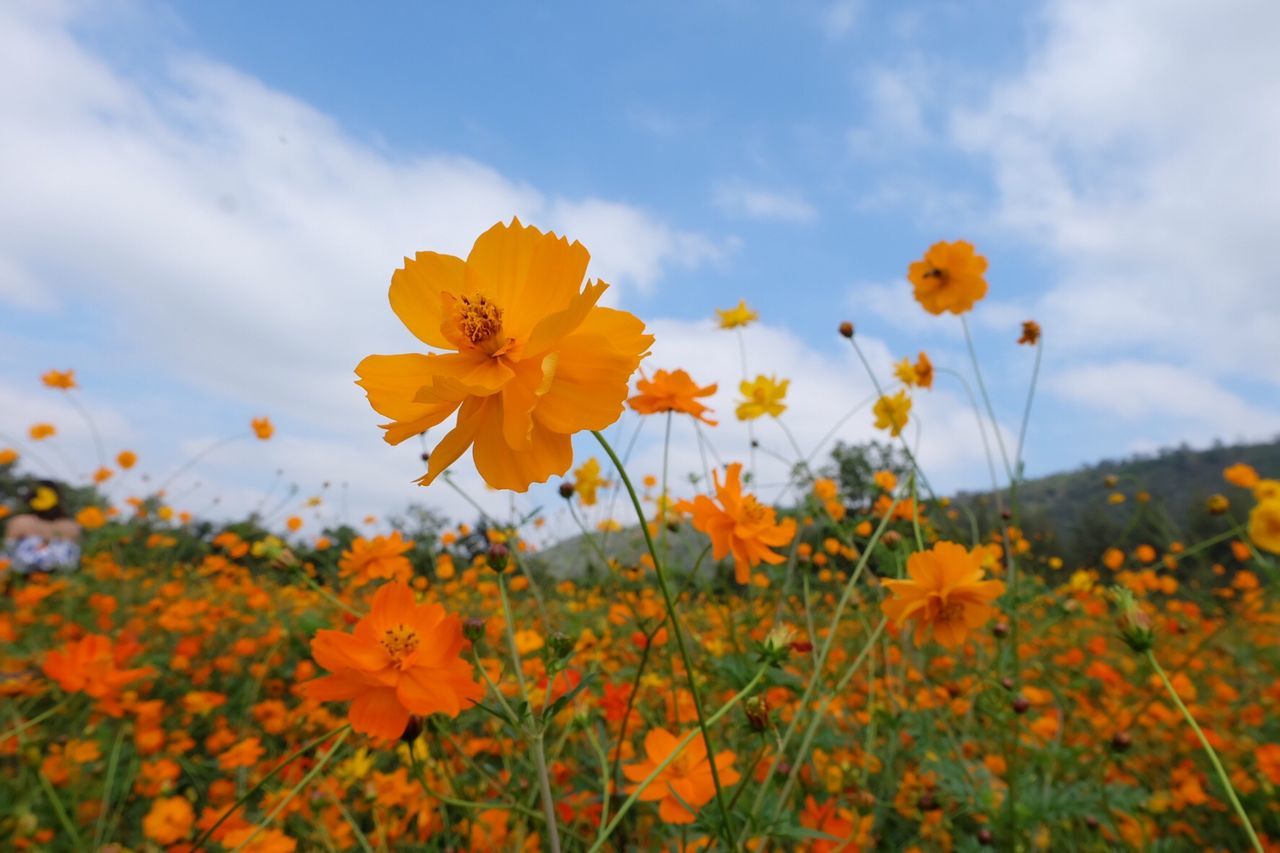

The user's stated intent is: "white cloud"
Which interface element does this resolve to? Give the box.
[713,181,818,223]
[822,0,862,40]
[0,2,722,526]
[1048,361,1280,445]
[951,0,1280,390]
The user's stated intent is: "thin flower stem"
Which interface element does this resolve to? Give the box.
[0,697,69,745]
[157,432,250,493]
[92,722,129,850]
[191,723,349,850]
[592,428,736,842]
[232,727,352,852]
[1014,337,1043,474]
[497,572,562,853]
[327,789,377,853]
[960,316,1014,483]
[589,666,768,853]
[1146,650,1263,852]
[298,569,364,618]
[66,392,106,470]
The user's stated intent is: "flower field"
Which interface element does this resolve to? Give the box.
[3,222,1280,851]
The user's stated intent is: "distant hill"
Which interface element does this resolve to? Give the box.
[528,437,1280,578]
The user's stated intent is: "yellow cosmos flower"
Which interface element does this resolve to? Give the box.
[873,391,911,437]
[735,375,789,421]
[715,299,758,329]
[907,241,988,315]
[893,353,933,390]
[1249,498,1280,554]
[573,457,608,506]
[357,219,653,492]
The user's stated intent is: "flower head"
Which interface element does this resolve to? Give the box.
[572,457,608,506]
[873,391,912,437]
[881,542,1006,648]
[340,532,414,587]
[251,417,274,440]
[117,450,138,469]
[357,219,652,492]
[0,448,17,466]
[621,728,740,824]
[1018,320,1041,346]
[715,299,758,329]
[735,375,789,421]
[907,241,988,315]
[1224,463,1259,489]
[893,353,933,390]
[41,370,76,390]
[303,581,483,739]
[629,369,717,425]
[676,463,796,584]
[1249,498,1280,554]
[143,796,195,845]
[29,423,56,441]
[42,634,152,707]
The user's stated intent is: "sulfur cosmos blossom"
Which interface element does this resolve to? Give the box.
[340,532,415,587]
[572,456,608,506]
[357,219,652,493]
[676,462,796,584]
[1224,463,1259,489]
[29,422,56,441]
[303,580,483,740]
[735,374,789,421]
[1249,498,1280,554]
[893,352,933,390]
[622,728,740,824]
[41,369,76,390]
[715,299,758,329]
[881,541,1006,648]
[251,417,274,440]
[0,448,17,465]
[629,368,718,425]
[873,390,912,437]
[907,240,988,315]
[42,634,152,704]
[117,450,138,469]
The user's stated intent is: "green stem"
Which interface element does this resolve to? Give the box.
[589,666,767,852]
[592,428,735,842]
[191,724,349,850]
[1146,650,1263,852]
[232,728,351,852]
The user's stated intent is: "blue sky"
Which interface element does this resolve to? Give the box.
[2,0,1278,537]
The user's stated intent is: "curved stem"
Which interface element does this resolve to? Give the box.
[592,429,735,842]
[231,728,351,852]
[1146,650,1263,852]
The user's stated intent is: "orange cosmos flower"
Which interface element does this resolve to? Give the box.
[143,796,195,845]
[1223,463,1259,489]
[676,462,796,584]
[628,369,718,425]
[1018,320,1041,345]
[42,634,152,704]
[302,581,483,740]
[907,240,988,315]
[356,219,652,492]
[41,369,76,390]
[340,532,414,587]
[251,417,274,440]
[881,541,1006,648]
[893,353,933,390]
[117,450,138,469]
[29,423,56,441]
[0,448,17,465]
[800,795,874,852]
[621,728,740,824]
[92,466,113,483]
[76,506,107,529]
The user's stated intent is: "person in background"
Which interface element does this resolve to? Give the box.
[3,480,81,573]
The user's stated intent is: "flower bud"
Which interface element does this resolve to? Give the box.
[1110,731,1132,753]
[486,542,510,572]
[546,631,576,663]
[744,695,771,732]
[992,621,1009,639]
[558,481,575,500]
[1012,695,1030,715]
[838,321,854,339]
[463,617,487,643]
[1109,586,1155,653]
[400,715,424,743]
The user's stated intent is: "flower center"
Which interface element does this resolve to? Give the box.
[935,599,965,625]
[453,295,504,351]
[380,624,420,666]
[922,266,949,287]
[740,495,770,526]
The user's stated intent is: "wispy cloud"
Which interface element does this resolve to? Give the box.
[713,181,817,223]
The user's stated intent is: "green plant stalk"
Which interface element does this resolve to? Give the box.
[92,722,129,849]
[589,666,768,852]
[497,571,563,853]
[191,723,350,850]
[1146,650,1263,853]
[232,727,351,852]
[592,428,735,842]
